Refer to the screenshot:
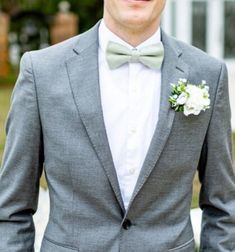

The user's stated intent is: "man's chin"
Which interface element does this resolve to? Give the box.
[121,16,150,28]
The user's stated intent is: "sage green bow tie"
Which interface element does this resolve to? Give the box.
[106,41,164,70]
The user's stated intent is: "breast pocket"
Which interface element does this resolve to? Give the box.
[168,237,195,251]
[40,236,79,252]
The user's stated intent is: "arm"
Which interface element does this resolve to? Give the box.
[198,63,235,251]
[0,52,44,251]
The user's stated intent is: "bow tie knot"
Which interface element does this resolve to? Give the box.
[106,41,164,70]
[129,48,140,63]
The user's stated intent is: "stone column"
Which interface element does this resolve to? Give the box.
[206,0,224,58]
[50,1,79,44]
[0,11,9,77]
[175,0,192,45]
[161,0,173,35]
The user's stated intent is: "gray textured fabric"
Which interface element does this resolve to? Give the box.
[0,21,235,252]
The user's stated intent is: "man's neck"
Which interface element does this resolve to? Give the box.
[103,17,161,47]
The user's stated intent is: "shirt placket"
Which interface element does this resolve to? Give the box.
[122,63,142,207]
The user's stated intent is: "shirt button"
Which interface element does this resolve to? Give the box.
[128,167,136,175]
[122,219,132,230]
[130,128,137,134]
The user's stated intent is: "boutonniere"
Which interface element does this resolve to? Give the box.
[169,78,210,116]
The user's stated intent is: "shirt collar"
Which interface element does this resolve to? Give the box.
[98,19,161,53]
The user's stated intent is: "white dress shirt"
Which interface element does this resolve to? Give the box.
[98,20,162,209]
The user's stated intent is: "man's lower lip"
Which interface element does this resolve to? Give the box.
[125,0,150,2]
[122,0,151,5]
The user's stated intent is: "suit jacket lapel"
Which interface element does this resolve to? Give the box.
[65,23,125,212]
[126,31,189,213]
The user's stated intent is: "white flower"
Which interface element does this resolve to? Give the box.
[183,84,210,116]
[202,80,207,85]
[204,85,209,92]
[179,78,187,83]
[176,92,188,105]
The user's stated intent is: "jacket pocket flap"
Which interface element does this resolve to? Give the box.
[41,236,79,252]
[168,237,195,251]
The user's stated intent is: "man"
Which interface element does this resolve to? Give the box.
[0,0,235,251]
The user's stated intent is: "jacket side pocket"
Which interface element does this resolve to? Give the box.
[168,237,195,251]
[40,236,79,252]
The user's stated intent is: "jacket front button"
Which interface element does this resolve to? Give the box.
[122,219,132,230]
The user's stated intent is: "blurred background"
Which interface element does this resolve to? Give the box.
[162,0,235,130]
[0,0,103,160]
[0,0,234,249]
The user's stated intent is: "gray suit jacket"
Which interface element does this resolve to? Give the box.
[0,22,235,252]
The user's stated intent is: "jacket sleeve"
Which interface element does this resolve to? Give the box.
[0,52,44,251]
[198,63,235,251]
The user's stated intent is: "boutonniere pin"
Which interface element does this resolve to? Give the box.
[169,78,210,116]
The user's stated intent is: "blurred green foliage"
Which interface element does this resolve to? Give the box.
[1,0,103,32]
